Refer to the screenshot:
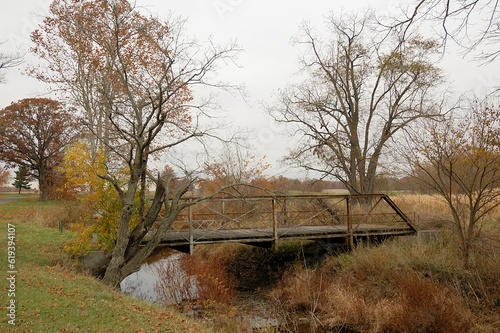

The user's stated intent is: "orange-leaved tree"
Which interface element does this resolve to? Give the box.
[30,0,239,287]
[0,166,10,187]
[0,98,78,200]
[200,143,270,196]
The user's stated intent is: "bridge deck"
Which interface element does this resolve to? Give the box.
[159,224,415,247]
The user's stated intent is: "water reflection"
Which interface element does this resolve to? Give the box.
[121,259,163,303]
[120,251,195,304]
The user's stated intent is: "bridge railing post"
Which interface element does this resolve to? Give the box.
[283,197,287,225]
[221,199,225,226]
[272,197,279,251]
[188,200,194,255]
[346,196,354,249]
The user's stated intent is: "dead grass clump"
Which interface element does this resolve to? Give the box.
[269,267,325,330]
[154,255,197,305]
[154,251,236,307]
[271,266,474,332]
[269,266,331,313]
[380,271,474,333]
[181,249,236,307]
[269,238,479,332]
[269,265,373,332]
[321,283,371,332]
[337,244,395,282]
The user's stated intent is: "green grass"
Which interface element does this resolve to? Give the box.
[0,194,55,219]
[0,198,211,333]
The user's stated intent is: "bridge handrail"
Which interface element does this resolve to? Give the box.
[166,194,416,232]
[177,193,389,201]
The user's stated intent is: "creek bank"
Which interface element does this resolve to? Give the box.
[119,242,347,331]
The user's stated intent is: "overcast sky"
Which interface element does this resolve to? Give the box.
[1,0,499,178]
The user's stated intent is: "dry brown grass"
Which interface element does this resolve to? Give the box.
[379,272,474,333]
[271,269,474,333]
[181,247,237,307]
[392,193,453,229]
[25,203,84,228]
[392,193,500,231]
[268,237,500,332]
[154,255,198,305]
[153,250,236,309]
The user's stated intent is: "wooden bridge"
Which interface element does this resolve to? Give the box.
[155,194,417,254]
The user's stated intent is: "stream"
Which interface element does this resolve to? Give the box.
[121,252,192,304]
[120,250,281,330]
[120,257,165,303]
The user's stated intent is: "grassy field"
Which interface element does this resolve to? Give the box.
[0,194,210,333]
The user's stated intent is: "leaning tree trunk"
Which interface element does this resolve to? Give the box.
[101,167,140,288]
[102,201,136,288]
[100,176,190,289]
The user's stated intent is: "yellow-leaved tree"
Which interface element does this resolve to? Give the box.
[63,141,138,255]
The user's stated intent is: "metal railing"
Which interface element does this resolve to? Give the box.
[160,194,416,250]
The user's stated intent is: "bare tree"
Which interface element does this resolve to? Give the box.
[30,0,239,288]
[404,100,500,268]
[386,0,500,62]
[269,11,444,195]
[0,41,23,83]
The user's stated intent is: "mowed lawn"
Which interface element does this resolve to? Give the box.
[0,195,210,333]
